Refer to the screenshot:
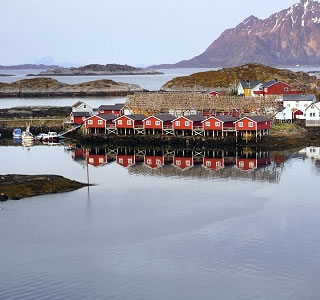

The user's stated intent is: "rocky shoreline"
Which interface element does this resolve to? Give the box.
[0,175,88,200]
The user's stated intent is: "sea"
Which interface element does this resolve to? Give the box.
[1,69,320,299]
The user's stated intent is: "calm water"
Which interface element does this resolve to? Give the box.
[1,144,320,299]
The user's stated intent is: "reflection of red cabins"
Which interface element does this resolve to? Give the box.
[72,149,85,161]
[172,115,206,135]
[98,104,124,116]
[236,156,272,171]
[70,112,92,124]
[116,155,135,167]
[173,156,193,170]
[143,114,175,134]
[235,116,271,132]
[272,154,285,165]
[203,158,224,170]
[144,156,164,169]
[84,114,116,134]
[86,155,108,167]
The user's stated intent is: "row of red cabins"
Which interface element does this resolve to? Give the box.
[83,113,271,136]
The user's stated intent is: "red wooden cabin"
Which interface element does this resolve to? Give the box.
[70,112,92,124]
[208,91,221,97]
[202,115,236,131]
[98,104,124,116]
[235,116,271,131]
[84,114,116,134]
[115,114,146,129]
[143,114,175,129]
[172,115,206,134]
[254,80,302,96]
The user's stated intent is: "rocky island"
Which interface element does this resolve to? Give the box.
[0,77,145,97]
[161,63,318,92]
[30,64,162,76]
[0,175,88,200]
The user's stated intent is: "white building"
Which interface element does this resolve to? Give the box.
[274,107,293,122]
[305,102,320,127]
[299,147,320,160]
[237,81,263,97]
[282,94,317,120]
[72,101,94,114]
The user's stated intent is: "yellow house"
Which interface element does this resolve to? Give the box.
[237,80,263,97]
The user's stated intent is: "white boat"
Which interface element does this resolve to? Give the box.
[41,132,60,142]
[36,133,47,140]
[22,126,34,142]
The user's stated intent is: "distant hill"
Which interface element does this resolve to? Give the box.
[161,63,317,91]
[0,64,61,70]
[32,64,163,76]
[0,77,145,97]
[153,0,320,68]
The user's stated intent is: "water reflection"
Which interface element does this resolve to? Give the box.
[66,145,286,183]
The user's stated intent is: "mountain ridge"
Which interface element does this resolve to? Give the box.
[152,0,320,68]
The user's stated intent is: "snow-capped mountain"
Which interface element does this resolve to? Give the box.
[155,0,320,68]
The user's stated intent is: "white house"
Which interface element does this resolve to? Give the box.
[237,80,263,97]
[305,102,320,127]
[282,94,317,120]
[72,101,94,114]
[274,107,293,122]
[299,147,320,160]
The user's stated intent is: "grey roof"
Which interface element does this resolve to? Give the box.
[245,115,270,122]
[282,94,316,102]
[126,114,147,121]
[262,80,288,88]
[97,113,117,121]
[98,104,124,110]
[276,107,286,113]
[240,80,262,89]
[72,112,92,117]
[185,115,207,122]
[213,115,237,123]
[154,113,176,122]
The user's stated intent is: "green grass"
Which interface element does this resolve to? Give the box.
[271,123,302,133]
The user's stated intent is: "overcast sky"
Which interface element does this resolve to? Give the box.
[1,0,298,66]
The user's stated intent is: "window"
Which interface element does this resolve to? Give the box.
[176,121,180,126]
[82,117,85,120]
[185,121,190,126]
[146,120,151,126]
[284,87,289,92]
[128,159,133,164]
[310,112,316,117]
[127,120,132,125]
[98,120,103,125]
[206,161,212,167]
[84,104,87,109]
[155,121,161,126]
[88,120,93,125]
[89,158,94,163]
[119,158,123,164]
[215,122,220,127]
[186,160,191,167]
[287,104,291,108]
[249,162,255,169]
[205,121,211,127]
[249,122,254,128]
[156,159,162,165]
[216,161,221,167]
[239,161,244,168]
[176,160,181,166]
[118,120,123,125]
[147,159,152,164]
[99,158,104,163]
[238,122,244,128]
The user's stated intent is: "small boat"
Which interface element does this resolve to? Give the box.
[13,128,22,138]
[42,132,60,142]
[22,126,34,142]
[36,133,47,140]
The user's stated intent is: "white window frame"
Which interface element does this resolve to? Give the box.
[284,87,289,92]
[119,158,123,164]
[239,161,244,168]
[156,159,162,165]
[186,160,191,167]
[128,158,133,164]
[176,160,181,166]
[215,122,220,127]
[205,121,211,127]
[147,159,152,164]
[155,121,161,126]
[206,161,211,167]
[127,120,132,126]
[185,121,190,127]
[118,120,123,125]
[146,120,151,126]
[176,121,181,126]
[99,157,104,163]
[98,120,103,125]
[249,162,255,169]
[249,122,254,128]
[88,120,93,125]
[238,122,244,128]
